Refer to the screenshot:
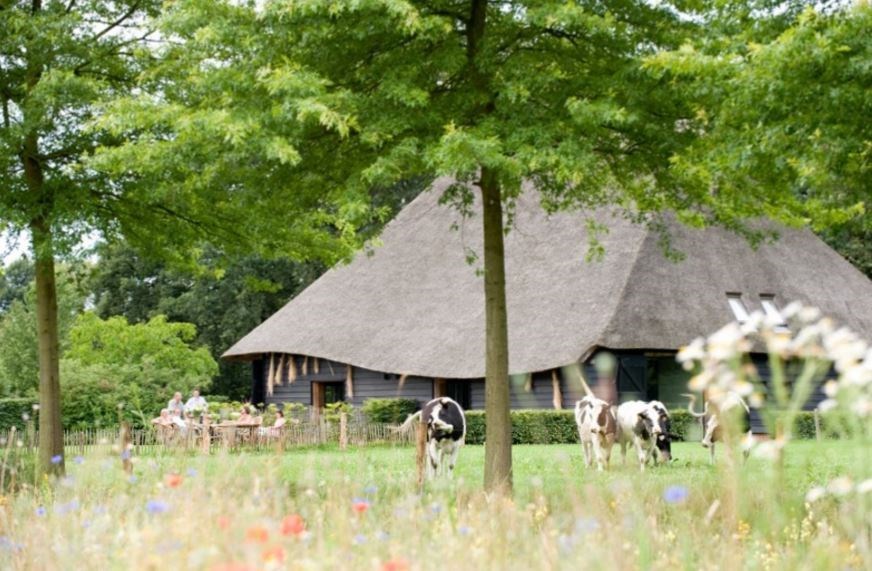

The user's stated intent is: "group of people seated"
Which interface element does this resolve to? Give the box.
[151,389,288,438]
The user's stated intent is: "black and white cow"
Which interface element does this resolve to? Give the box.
[685,392,752,464]
[400,397,466,479]
[574,396,617,471]
[616,400,672,471]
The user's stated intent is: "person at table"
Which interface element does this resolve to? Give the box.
[151,409,173,427]
[184,389,207,414]
[167,392,184,416]
[259,409,286,437]
[235,405,255,425]
[170,408,188,433]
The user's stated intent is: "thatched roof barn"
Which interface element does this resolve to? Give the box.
[224,178,872,419]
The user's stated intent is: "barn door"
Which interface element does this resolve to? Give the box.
[617,355,647,402]
[445,381,471,410]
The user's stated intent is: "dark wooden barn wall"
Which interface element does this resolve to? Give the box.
[255,356,433,407]
[250,353,825,432]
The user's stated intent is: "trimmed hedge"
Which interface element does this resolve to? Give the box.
[462,409,837,445]
[0,398,37,430]
[363,398,420,424]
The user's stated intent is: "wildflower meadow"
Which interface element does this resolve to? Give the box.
[1,303,872,570]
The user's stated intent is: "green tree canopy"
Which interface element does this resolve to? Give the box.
[1,0,378,473]
[645,3,870,270]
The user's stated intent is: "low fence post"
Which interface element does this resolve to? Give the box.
[120,422,133,475]
[201,415,211,454]
[339,412,348,450]
[416,420,427,488]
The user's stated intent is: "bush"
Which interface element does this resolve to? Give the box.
[668,409,696,442]
[464,410,577,445]
[362,398,420,424]
[0,397,36,430]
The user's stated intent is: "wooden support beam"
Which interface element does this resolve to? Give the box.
[434,378,447,398]
[551,369,563,410]
[288,355,297,383]
[346,365,354,399]
[266,353,276,396]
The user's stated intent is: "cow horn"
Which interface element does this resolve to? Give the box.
[682,393,706,418]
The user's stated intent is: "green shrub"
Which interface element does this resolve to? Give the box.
[362,398,420,424]
[463,410,577,445]
[668,409,697,442]
[324,401,353,424]
[0,397,36,430]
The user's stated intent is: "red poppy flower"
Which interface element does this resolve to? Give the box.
[164,473,183,488]
[280,514,306,537]
[209,564,256,571]
[217,515,231,531]
[262,545,286,564]
[245,525,269,544]
[382,558,410,571]
[352,500,370,514]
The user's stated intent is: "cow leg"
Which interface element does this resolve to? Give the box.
[601,436,614,470]
[591,434,605,472]
[581,439,593,468]
[621,440,628,466]
[634,438,647,472]
[427,439,439,480]
[447,442,460,477]
[709,443,715,466]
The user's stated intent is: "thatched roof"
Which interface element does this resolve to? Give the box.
[223,178,872,377]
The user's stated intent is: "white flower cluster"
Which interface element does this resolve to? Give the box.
[805,477,872,503]
[676,302,871,415]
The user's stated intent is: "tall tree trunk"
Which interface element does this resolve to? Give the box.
[481,168,512,492]
[24,124,64,475]
[30,221,64,475]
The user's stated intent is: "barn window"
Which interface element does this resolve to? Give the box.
[760,295,789,331]
[726,293,750,323]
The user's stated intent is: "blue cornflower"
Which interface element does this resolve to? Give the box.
[457,525,472,536]
[128,475,138,484]
[430,502,442,514]
[663,485,689,505]
[146,499,169,515]
[73,456,84,465]
[35,506,47,517]
[120,449,131,461]
[363,484,378,495]
[50,455,63,465]
[575,517,600,535]
[186,468,198,477]
[55,499,80,515]
[352,534,367,545]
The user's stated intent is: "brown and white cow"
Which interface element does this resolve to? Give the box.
[574,396,617,471]
[400,397,466,479]
[616,400,672,471]
[684,392,752,464]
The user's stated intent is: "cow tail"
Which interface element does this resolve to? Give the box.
[393,410,422,434]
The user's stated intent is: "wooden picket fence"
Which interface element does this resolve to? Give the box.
[0,416,415,456]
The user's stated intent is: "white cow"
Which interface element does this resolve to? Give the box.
[399,397,466,479]
[685,392,752,464]
[616,400,669,472]
[574,396,617,471]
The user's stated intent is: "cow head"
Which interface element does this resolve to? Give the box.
[649,401,673,462]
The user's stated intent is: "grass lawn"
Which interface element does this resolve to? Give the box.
[0,440,869,570]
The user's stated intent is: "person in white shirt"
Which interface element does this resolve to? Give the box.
[167,392,184,415]
[184,389,207,413]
